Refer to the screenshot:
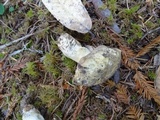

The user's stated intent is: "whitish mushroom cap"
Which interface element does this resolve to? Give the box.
[22,104,45,120]
[73,45,121,86]
[57,33,91,63]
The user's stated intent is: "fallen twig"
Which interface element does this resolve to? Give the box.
[141,27,160,40]
[0,28,47,51]
[0,33,33,51]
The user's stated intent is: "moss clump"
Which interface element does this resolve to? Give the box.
[127,23,143,44]
[23,62,39,78]
[106,0,117,13]
[43,52,61,78]
[37,85,61,113]
[120,5,140,18]
[148,71,156,80]
[62,56,76,73]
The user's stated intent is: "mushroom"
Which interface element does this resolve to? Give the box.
[57,33,121,86]
[22,104,45,120]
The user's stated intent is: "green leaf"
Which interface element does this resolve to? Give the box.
[0,3,5,15]
[9,6,14,12]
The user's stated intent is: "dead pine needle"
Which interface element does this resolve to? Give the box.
[134,71,160,105]
[126,106,144,120]
[106,28,140,69]
[136,36,160,57]
[72,87,87,120]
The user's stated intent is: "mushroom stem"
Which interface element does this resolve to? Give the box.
[57,33,91,63]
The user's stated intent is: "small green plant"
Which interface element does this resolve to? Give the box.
[23,62,39,78]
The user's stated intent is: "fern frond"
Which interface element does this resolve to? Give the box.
[126,106,144,120]
[136,36,160,57]
[134,71,160,105]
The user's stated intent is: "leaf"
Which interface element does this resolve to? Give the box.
[9,6,14,12]
[0,3,5,15]
[42,0,92,33]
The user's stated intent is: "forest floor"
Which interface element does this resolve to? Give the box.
[0,0,160,120]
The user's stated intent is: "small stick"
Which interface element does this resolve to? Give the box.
[0,33,33,51]
[0,27,47,51]
[3,0,9,5]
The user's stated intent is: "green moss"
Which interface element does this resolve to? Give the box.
[26,84,37,93]
[145,21,157,29]
[127,38,134,44]
[38,85,61,113]
[23,62,39,78]
[16,112,22,120]
[124,5,140,17]
[130,23,143,38]
[0,52,5,59]
[148,71,156,80]
[83,34,91,41]
[106,14,114,25]
[55,110,63,119]
[11,82,18,96]
[26,8,34,19]
[127,23,143,44]
[98,114,106,120]
[106,0,117,13]
[0,39,7,44]
[62,56,76,73]
[43,52,61,78]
